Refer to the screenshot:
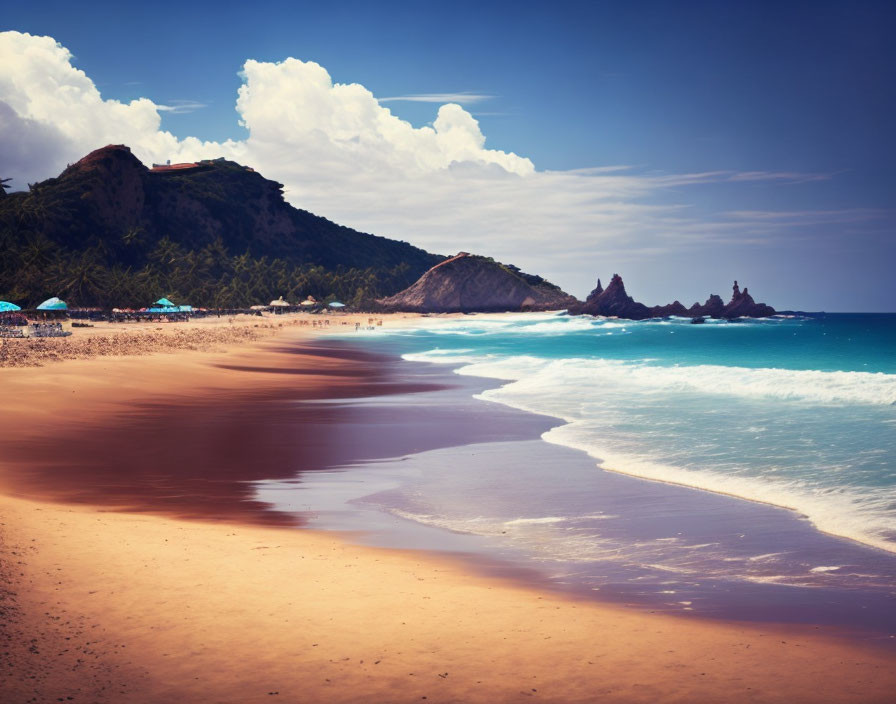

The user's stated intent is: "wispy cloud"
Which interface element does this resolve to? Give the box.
[559,167,832,186]
[722,208,889,224]
[156,99,207,114]
[379,92,494,105]
[725,170,835,184]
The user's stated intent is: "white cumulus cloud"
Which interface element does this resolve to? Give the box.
[234,57,532,177]
[0,32,234,184]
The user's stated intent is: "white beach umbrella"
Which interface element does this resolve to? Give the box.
[37,296,68,310]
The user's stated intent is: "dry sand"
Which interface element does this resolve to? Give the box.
[0,311,404,368]
[1,315,894,703]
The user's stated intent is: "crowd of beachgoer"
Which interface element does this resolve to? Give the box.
[354,318,384,331]
[0,312,389,368]
[0,319,309,368]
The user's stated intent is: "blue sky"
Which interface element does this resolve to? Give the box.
[2,1,895,310]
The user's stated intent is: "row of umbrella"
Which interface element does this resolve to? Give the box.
[269,296,345,309]
[1,296,346,313]
[1,297,172,313]
[1,297,67,312]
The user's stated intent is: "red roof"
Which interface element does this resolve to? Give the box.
[150,162,199,172]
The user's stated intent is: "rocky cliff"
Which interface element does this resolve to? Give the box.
[6,145,441,272]
[378,253,577,313]
[569,275,775,319]
[0,145,441,307]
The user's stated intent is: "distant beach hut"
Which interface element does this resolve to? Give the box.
[37,297,68,310]
[0,301,21,312]
[269,296,290,307]
[328,302,346,309]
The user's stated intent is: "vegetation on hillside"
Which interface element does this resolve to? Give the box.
[0,147,441,308]
[0,229,421,308]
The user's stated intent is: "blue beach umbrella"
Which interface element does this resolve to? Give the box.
[328,302,346,309]
[0,301,21,312]
[155,297,175,306]
[37,297,68,310]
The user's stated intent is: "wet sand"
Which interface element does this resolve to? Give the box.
[1,342,448,526]
[2,324,895,702]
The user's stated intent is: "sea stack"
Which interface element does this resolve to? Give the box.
[720,280,776,318]
[568,273,653,319]
[569,276,776,319]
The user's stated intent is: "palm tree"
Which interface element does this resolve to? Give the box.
[49,250,109,305]
[0,177,11,198]
[149,236,185,267]
[121,226,145,247]
[21,235,55,269]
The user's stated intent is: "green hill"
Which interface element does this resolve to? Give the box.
[0,145,442,308]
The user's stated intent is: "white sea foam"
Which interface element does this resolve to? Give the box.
[748,552,786,562]
[504,516,568,525]
[417,317,616,336]
[404,351,896,407]
[540,424,896,555]
[418,347,475,355]
[387,509,617,563]
[400,348,896,554]
[462,355,896,406]
[402,350,488,365]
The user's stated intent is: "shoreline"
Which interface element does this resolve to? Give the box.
[2,318,895,702]
[399,318,896,558]
[596,458,896,556]
[261,344,896,640]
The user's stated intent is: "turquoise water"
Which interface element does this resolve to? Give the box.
[358,313,896,553]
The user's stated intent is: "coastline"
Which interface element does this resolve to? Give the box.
[255,342,896,639]
[397,313,896,559]
[2,316,895,702]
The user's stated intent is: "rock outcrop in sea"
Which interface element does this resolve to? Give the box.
[568,275,775,319]
[710,281,776,318]
[378,253,577,313]
[568,274,652,319]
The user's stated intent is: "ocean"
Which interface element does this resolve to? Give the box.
[256,312,896,636]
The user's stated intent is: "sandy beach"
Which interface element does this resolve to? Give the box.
[2,314,895,703]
